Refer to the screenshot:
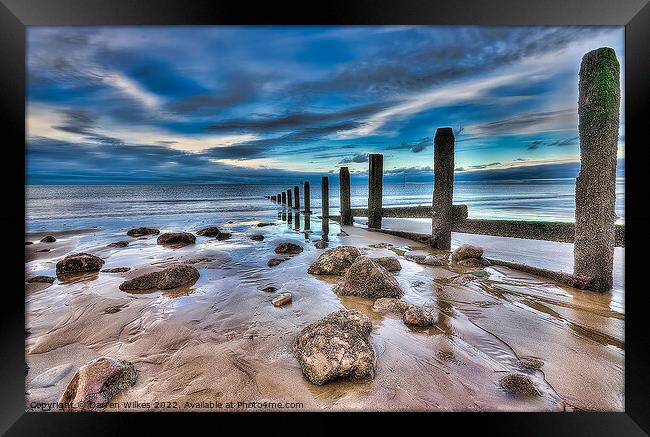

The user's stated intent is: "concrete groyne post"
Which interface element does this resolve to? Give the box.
[321,176,329,218]
[574,47,620,292]
[368,153,384,229]
[339,167,353,225]
[431,127,455,250]
[278,193,282,203]
[304,182,311,214]
[281,191,286,205]
[294,211,300,231]
[294,186,300,210]
[287,189,292,208]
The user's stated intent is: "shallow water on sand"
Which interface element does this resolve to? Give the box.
[25,202,623,412]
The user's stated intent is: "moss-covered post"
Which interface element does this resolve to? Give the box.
[294,186,300,210]
[287,189,292,208]
[339,167,353,225]
[368,153,384,229]
[321,176,329,218]
[304,181,311,214]
[574,47,620,292]
[281,191,286,205]
[431,127,455,250]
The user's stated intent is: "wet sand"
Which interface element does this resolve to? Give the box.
[25,211,623,412]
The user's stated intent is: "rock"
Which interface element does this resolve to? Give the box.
[469,270,489,278]
[402,305,435,327]
[56,253,105,276]
[272,292,292,307]
[59,357,137,411]
[307,246,361,275]
[262,286,277,293]
[372,256,401,272]
[196,226,221,237]
[452,244,484,261]
[36,249,50,253]
[26,275,56,284]
[250,234,264,241]
[257,222,274,227]
[334,256,404,298]
[101,267,131,273]
[457,257,490,267]
[405,252,447,266]
[499,373,541,396]
[108,241,129,248]
[518,357,544,370]
[156,232,196,247]
[372,298,409,314]
[40,235,56,243]
[126,227,159,237]
[449,274,478,286]
[119,265,199,291]
[267,258,285,267]
[25,241,33,245]
[216,232,232,240]
[274,242,303,254]
[293,309,374,385]
[314,240,328,249]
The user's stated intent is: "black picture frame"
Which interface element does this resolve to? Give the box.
[2,0,648,434]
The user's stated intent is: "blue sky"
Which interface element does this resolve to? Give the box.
[27,26,624,184]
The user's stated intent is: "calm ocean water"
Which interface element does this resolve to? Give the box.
[25,180,625,233]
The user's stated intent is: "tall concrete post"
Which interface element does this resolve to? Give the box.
[287,189,292,208]
[281,191,286,205]
[368,153,383,229]
[431,127,455,250]
[304,182,311,214]
[321,176,329,218]
[574,47,620,292]
[294,186,300,210]
[339,167,353,225]
[278,193,282,203]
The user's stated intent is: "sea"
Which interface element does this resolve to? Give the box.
[25,179,625,233]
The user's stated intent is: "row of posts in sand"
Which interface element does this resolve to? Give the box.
[266,48,620,292]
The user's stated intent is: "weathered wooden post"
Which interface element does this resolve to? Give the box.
[368,153,383,229]
[321,219,329,242]
[281,191,286,205]
[431,127,455,250]
[304,212,310,231]
[321,176,329,218]
[294,186,300,210]
[294,211,300,230]
[339,167,353,225]
[278,193,281,203]
[287,189,292,208]
[574,47,620,292]
[304,181,311,214]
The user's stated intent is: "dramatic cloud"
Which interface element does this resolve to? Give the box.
[26,26,624,183]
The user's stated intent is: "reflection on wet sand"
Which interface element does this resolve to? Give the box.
[24,207,624,412]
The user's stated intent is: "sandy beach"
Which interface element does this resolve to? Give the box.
[25,209,624,412]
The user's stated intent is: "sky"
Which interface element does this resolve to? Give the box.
[26,26,625,184]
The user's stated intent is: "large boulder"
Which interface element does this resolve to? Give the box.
[126,227,159,237]
[56,253,105,276]
[402,305,435,327]
[274,242,303,255]
[156,232,196,247]
[196,226,221,237]
[452,244,484,261]
[371,256,401,272]
[307,246,361,275]
[119,265,199,291]
[293,310,374,386]
[59,357,137,411]
[334,256,404,298]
